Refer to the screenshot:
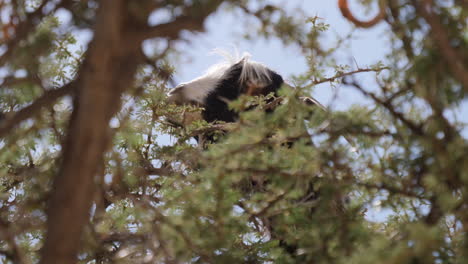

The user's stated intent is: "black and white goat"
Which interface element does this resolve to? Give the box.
[167,53,288,125]
[166,53,356,153]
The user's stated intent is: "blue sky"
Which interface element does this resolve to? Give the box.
[172,0,389,110]
[167,0,468,137]
[44,0,468,122]
[64,1,390,110]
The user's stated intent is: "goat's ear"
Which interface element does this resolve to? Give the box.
[167,85,186,105]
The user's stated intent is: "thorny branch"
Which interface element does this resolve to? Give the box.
[311,66,389,86]
[342,78,425,136]
[0,82,76,138]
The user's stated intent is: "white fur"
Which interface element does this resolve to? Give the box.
[169,51,277,104]
[239,57,272,87]
[214,50,273,86]
[172,62,231,104]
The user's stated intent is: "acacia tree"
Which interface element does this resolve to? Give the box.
[0,0,467,264]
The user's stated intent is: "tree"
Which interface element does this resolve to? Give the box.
[0,0,467,263]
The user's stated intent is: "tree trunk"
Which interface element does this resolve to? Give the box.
[40,1,141,263]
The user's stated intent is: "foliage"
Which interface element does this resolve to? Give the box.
[0,0,467,264]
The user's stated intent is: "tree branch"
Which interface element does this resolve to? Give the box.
[0,0,63,66]
[414,0,468,91]
[142,15,207,40]
[136,1,224,41]
[343,78,425,136]
[40,1,143,263]
[338,0,386,28]
[0,82,76,138]
[0,218,26,264]
[312,66,389,85]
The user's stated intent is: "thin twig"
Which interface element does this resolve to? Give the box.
[312,67,388,85]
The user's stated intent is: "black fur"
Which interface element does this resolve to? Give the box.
[202,61,283,123]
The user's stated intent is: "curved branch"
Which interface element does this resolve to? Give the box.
[338,0,386,28]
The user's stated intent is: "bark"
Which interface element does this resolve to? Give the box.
[40,1,142,263]
[39,0,224,262]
